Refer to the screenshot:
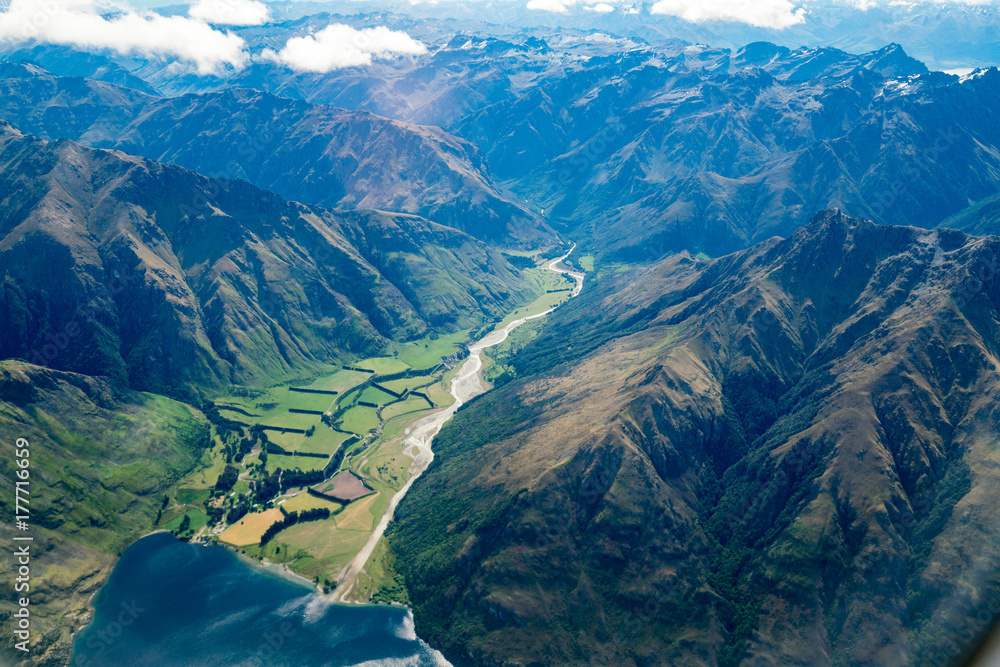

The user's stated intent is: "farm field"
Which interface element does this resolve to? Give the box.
[354,357,410,375]
[265,430,304,450]
[219,508,284,546]
[280,492,343,514]
[379,376,435,394]
[381,396,432,421]
[423,379,454,408]
[340,405,380,435]
[299,369,372,394]
[260,411,319,430]
[273,517,366,578]
[389,330,467,369]
[290,429,350,456]
[354,438,412,491]
[313,471,373,502]
[174,343,507,593]
[279,392,333,412]
[267,480,395,584]
[266,453,329,474]
[359,386,395,405]
[333,492,384,532]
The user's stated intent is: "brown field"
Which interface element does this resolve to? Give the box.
[219,508,284,546]
[313,471,373,502]
[281,492,342,514]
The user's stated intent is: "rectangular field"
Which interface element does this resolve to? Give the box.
[265,430,305,450]
[266,453,329,474]
[340,406,379,435]
[284,392,336,412]
[300,369,372,394]
[354,357,411,375]
[260,412,320,430]
[290,429,349,456]
[381,397,432,421]
[219,508,284,546]
[359,386,395,405]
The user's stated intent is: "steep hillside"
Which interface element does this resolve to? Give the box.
[0,61,153,143]
[389,211,1000,666]
[0,123,533,397]
[9,38,999,258]
[0,44,161,96]
[0,361,209,664]
[0,63,550,245]
[228,35,1000,258]
[455,43,1000,258]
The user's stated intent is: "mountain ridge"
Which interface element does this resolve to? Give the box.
[0,121,534,398]
[389,210,1000,667]
[0,62,552,246]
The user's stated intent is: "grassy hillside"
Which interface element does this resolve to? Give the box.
[389,212,1000,667]
[0,362,209,665]
[0,124,537,400]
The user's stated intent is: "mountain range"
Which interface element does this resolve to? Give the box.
[391,211,1000,666]
[248,1,1000,73]
[0,120,534,398]
[138,33,1000,260]
[0,61,550,246]
[2,9,1000,667]
[7,40,1000,262]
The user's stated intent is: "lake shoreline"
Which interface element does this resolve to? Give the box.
[70,532,447,666]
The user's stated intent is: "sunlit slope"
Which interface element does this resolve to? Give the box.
[390,211,1000,667]
[0,361,209,663]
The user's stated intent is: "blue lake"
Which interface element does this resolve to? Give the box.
[70,533,451,667]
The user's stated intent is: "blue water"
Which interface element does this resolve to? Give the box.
[70,533,450,667]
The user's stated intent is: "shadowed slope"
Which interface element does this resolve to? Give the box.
[390,211,1000,667]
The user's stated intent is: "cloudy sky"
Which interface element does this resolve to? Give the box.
[0,0,995,74]
[0,0,435,73]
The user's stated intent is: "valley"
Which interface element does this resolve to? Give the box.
[389,212,1000,666]
[153,251,582,609]
[2,4,1000,667]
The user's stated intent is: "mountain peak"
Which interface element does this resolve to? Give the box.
[863,41,929,77]
[734,41,790,66]
[0,60,52,79]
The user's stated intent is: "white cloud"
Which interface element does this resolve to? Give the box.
[189,0,270,26]
[527,0,576,12]
[262,24,427,73]
[650,0,806,29]
[0,0,248,73]
[585,3,615,12]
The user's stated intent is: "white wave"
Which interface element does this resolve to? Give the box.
[274,594,310,617]
[391,611,417,641]
[303,595,331,625]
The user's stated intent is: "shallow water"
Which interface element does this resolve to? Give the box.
[70,533,451,667]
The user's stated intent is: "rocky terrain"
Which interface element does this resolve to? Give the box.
[2,9,1000,666]
[218,36,1000,259]
[391,211,1000,666]
[0,121,534,398]
[0,62,550,245]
